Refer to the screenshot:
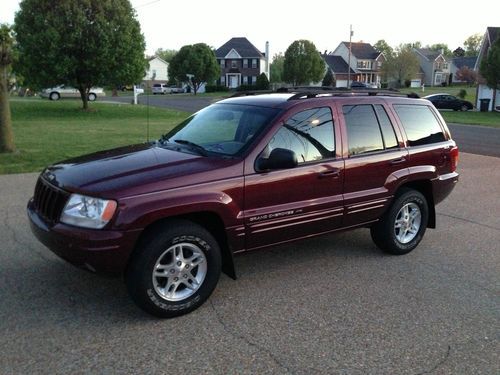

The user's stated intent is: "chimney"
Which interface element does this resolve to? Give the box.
[265,41,270,79]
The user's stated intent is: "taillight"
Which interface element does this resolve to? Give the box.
[450,146,459,172]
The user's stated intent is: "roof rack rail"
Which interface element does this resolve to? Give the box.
[230,90,275,97]
[281,87,420,100]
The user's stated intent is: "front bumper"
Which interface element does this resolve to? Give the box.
[27,199,141,274]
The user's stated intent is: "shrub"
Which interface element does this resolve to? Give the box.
[404,79,411,88]
[256,73,270,90]
[205,85,229,93]
[322,70,335,87]
[457,89,467,99]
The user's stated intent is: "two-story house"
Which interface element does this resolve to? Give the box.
[215,37,270,89]
[413,48,450,86]
[330,42,385,87]
[474,26,500,111]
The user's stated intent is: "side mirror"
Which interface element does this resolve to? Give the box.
[258,148,298,171]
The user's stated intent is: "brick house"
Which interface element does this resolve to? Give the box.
[215,37,270,89]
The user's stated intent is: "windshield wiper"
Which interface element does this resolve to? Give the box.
[173,139,208,156]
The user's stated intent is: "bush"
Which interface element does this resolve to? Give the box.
[441,82,448,87]
[457,89,467,99]
[256,73,270,90]
[322,70,335,87]
[404,79,411,88]
[236,84,255,92]
[380,82,388,89]
[205,85,229,93]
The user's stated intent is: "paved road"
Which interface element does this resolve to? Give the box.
[106,96,500,158]
[0,153,498,374]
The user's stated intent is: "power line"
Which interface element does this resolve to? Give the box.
[135,0,162,9]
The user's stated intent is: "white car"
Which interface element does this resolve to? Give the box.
[41,85,105,101]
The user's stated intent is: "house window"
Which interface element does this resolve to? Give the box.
[231,60,237,69]
[357,60,372,70]
[220,59,225,68]
[252,59,257,68]
[243,59,248,68]
[243,76,248,84]
[221,76,226,85]
[252,76,257,84]
[443,62,448,69]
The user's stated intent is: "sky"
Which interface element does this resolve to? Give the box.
[1,0,499,59]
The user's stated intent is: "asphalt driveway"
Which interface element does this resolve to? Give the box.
[0,153,498,374]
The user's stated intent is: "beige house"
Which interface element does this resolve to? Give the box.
[413,48,450,87]
[143,56,169,83]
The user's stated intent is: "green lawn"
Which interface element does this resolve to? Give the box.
[440,111,500,128]
[0,98,189,174]
[400,85,477,103]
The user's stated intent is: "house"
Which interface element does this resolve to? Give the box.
[474,27,500,111]
[215,37,270,89]
[322,54,358,88]
[413,48,450,86]
[450,56,478,83]
[330,42,385,87]
[143,56,169,87]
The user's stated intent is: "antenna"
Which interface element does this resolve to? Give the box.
[148,72,156,142]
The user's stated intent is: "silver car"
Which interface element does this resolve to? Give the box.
[41,85,105,101]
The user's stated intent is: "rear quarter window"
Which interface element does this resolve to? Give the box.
[393,105,445,146]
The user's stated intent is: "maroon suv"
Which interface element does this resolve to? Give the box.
[27,90,459,318]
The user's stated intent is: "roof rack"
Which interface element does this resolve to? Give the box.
[229,87,420,100]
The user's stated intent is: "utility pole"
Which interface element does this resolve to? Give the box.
[348,24,353,89]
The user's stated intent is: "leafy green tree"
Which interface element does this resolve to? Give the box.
[155,48,177,63]
[464,33,482,57]
[169,43,219,95]
[480,37,500,110]
[374,39,393,56]
[283,40,325,86]
[427,43,452,56]
[453,47,465,57]
[14,0,147,110]
[256,72,270,90]
[382,44,420,87]
[0,24,15,153]
[270,53,284,83]
[322,69,335,86]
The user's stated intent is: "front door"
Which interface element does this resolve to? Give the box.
[229,75,238,89]
[244,106,344,250]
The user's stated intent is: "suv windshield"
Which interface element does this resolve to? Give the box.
[162,104,280,156]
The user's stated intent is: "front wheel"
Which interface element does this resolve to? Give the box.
[461,104,469,112]
[88,93,97,101]
[125,220,222,318]
[49,92,60,101]
[371,188,429,255]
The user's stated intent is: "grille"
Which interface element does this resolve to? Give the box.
[33,178,70,223]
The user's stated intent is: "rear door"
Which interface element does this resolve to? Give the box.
[243,105,344,250]
[340,101,409,226]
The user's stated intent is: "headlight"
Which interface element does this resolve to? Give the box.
[60,194,117,229]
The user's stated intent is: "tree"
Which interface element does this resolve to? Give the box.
[453,47,465,57]
[14,0,147,110]
[256,72,270,90]
[427,43,452,56]
[168,43,219,95]
[322,69,335,87]
[455,66,477,86]
[382,44,420,87]
[283,40,325,86]
[270,53,284,83]
[374,39,393,56]
[480,37,500,110]
[464,33,482,57]
[0,24,15,153]
[155,48,177,64]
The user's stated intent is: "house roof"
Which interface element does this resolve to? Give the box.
[322,55,356,74]
[452,56,478,70]
[487,27,500,44]
[341,42,381,59]
[148,55,168,65]
[215,37,264,59]
[414,48,444,61]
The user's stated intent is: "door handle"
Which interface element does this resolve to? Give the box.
[389,157,406,165]
[318,169,340,179]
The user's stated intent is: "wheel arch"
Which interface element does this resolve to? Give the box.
[127,211,236,280]
[396,180,436,228]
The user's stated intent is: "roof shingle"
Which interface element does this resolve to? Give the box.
[215,37,264,58]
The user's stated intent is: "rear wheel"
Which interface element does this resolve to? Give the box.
[461,104,469,112]
[371,188,428,255]
[49,92,60,101]
[125,220,222,318]
[88,93,97,101]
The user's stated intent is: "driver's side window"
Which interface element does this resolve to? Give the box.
[264,107,335,163]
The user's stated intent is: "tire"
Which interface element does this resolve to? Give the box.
[461,104,469,112]
[370,188,428,255]
[49,92,60,101]
[125,220,222,318]
[88,93,97,101]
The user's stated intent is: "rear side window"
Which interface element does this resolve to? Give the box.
[394,105,445,146]
[374,105,398,149]
[343,105,384,155]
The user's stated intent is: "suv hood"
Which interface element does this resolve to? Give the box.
[41,143,240,197]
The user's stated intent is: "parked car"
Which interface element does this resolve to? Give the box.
[168,85,186,94]
[41,85,105,101]
[28,89,459,318]
[423,94,474,111]
[350,81,377,89]
[151,83,169,95]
